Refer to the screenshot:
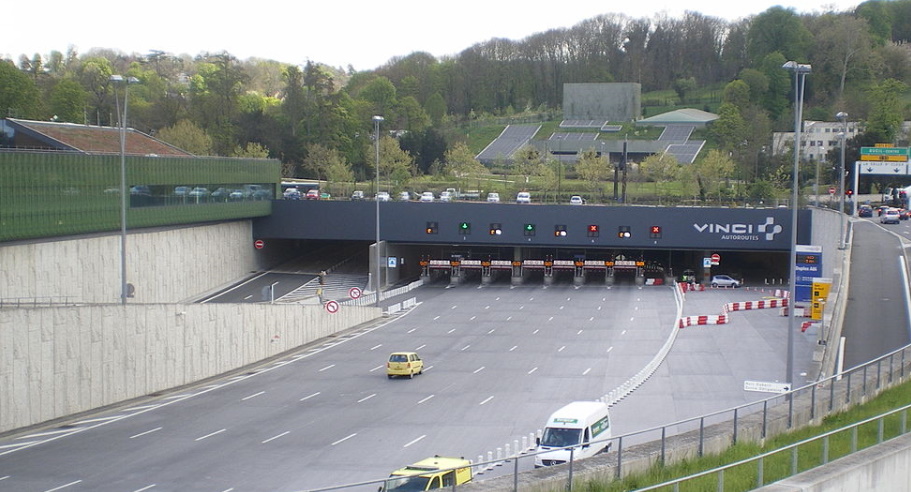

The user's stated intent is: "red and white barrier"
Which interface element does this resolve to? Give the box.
[678,314,728,328]
[723,298,788,313]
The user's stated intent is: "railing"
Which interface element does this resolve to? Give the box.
[304,343,911,492]
[0,296,79,308]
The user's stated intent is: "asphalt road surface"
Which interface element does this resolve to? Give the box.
[0,281,818,492]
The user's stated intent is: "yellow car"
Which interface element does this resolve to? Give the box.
[380,456,472,491]
[387,352,424,379]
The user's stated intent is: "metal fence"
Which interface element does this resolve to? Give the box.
[305,342,911,492]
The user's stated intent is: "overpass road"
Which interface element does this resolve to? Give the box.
[0,281,816,491]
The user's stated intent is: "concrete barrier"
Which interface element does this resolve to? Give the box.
[0,302,380,433]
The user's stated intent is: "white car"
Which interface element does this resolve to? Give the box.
[487,192,500,203]
[516,191,531,204]
[439,191,452,202]
[569,195,584,205]
[881,208,901,224]
[398,191,411,201]
[375,191,390,201]
[419,192,434,202]
[710,275,741,288]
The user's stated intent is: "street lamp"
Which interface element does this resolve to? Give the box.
[836,112,848,250]
[783,60,811,388]
[372,115,384,307]
[110,74,139,305]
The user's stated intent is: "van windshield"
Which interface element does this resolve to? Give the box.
[382,476,430,492]
[540,427,582,448]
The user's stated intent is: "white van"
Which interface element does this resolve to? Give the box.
[534,401,612,467]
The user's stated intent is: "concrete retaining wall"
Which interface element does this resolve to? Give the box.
[0,302,380,434]
[0,221,259,304]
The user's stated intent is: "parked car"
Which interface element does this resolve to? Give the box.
[881,208,901,224]
[386,352,424,379]
[516,191,531,204]
[351,190,365,200]
[188,187,210,198]
[487,192,500,203]
[210,187,231,201]
[710,275,741,288]
[419,191,434,202]
[283,187,302,200]
[398,191,411,201]
[130,185,151,196]
[439,191,453,202]
[305,189,320,200]
[569,195,585,205]
[375,191,391,201]
[173,186,191,197]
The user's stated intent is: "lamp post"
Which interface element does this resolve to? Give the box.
[110,74,139,305]
[836,112,848,250]
[372,115,384,307]
[782,61,811,388]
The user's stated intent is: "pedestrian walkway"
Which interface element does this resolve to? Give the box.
[273,273,369,305]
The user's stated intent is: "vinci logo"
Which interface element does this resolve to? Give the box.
[693,217,783,241]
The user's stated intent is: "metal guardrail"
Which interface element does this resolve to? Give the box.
[0,296,78,308]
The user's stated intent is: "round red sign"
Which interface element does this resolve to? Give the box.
[254,239,264,250]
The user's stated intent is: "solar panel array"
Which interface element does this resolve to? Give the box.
[549,132,598,141]
[665,141,705,164]
[475,124,541,163]
[658,124,695,142]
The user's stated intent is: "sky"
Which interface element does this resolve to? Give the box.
[4,0,862,71]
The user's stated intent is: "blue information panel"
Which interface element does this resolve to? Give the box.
[795,245,822,302]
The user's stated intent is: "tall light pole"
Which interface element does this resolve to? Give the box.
[836,112,848,250]
[783,61,811,388]
[110,74,139,305]
[372,115,384,306]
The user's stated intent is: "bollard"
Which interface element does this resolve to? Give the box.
[476,455,485,474]
[487,451,494,470]
[496,447,503,465]
[514,439,519,455]
[522,436,528,451]
[505,443,511,459]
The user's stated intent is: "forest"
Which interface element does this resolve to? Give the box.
[2,1,911,199]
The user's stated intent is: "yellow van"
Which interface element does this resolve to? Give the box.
[386,352,424,379]
[380,456,472,491]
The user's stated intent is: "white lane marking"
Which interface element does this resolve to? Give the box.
[473,366,485,374]
[607,346,614,353]
[300,392,320,401]
[506,316,512,321]
[408,328,417,333]
[195,429,226,441]
[519,305,524,310]
[479,396,494,405]
[577,330,584,335]
[621,330,627,335]
[130,427,162,439]
[548,317,554,321]
[558,346,566,352]
[528,367,538,374]
[370,365,384,372]
[318,364,335,372]
[357,394,377,403]
[370,344,382,350]
[497,297,502,301]
[124,404,160,412]
[589,317,594,322]
[73,416,120,425]
[418,395,435,404]
[332,433,357,445]
[433,315,440,320]
[404,435,426,447]
[461,345,471,351]
[448,328,456,334]
[45,480,82,491]
[242,391,265,401]
[582,368,592,376]
[470,316,476,321]
[598,306,602,311]
[559,306,565,310]
[262,431,290,443]
[18,429,78,439]
[0,442,36,450]
[243,295,252,300]
[509,346,518,352]
[451,305,457,310]
[415,344,426,351]
[488,329,496,334]
[533,329,540,334]
[133,484,156,491]
[485,305,491,309]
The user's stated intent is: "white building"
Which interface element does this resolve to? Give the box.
[773,121,911,162]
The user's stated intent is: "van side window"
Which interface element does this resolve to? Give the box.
[583,428,591,445]
[428,476,442,489]
[441,471,454,487]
